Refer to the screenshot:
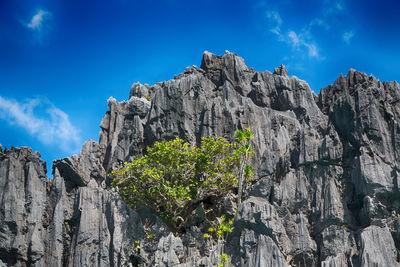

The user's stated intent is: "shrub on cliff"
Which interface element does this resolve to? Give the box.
[111,129,254,230]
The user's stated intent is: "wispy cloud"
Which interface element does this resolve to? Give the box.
[288,31,319,58]
[309,18,330,31]
[288,31,299,46]
[323,0,345,15]
[312,0,346,31]
[342,30,354,44]
[265,10,320,59]
[266,10,282,36]
[0,96,81,153]
[26,9,52,31]
[264,1,350,60]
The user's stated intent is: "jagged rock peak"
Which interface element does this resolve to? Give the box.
[0,146,45,171]
[129,82,151,99]
[331,68,369,89]
[273,64,289,77]
[53,139,106,188]
[200,50,249,73]
[330,68,389,92]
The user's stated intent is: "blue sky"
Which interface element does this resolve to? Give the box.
[1,0,399,175]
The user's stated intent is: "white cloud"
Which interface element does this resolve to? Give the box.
[323,0,345,14]
[307,1,345,33]
[309,18,330,31]
[265,8,320,59]
[264,0,350,60]
[0,96,81,153]
[266,10,282,36]
[26,9,51,31]
[287,30,319,58]
[288,31,300,46]
[342,30,354,44]
[307,43,318,57]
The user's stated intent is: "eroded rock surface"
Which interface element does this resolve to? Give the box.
[1,51,400,266]
[0,147,48,267]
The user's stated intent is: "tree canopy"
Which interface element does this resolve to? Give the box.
[111,129,254,230]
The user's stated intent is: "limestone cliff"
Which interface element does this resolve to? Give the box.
[1,51,400,266]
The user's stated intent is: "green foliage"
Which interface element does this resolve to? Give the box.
[146,232,155,240]
[132,240,140,252]
[234,127,255,204]
[205,214,234,240]
[204,215,234,267]
[112,129,254,233]
[111,135,250,230]
[112,129,255,266]
[244,165,254,181]
[216,215,234,239]
[220,253,230,266]
[235,127,254,144]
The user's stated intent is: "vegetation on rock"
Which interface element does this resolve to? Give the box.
[111,129,254,231]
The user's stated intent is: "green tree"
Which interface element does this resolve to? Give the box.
[234,128,255,204]
[111,130,254,231]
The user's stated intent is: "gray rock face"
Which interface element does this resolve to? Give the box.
[1,51,400,266]
[0,147,48,267]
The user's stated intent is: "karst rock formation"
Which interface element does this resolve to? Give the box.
[1,51,400,266]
